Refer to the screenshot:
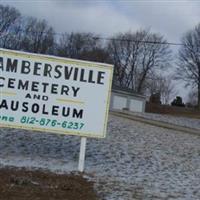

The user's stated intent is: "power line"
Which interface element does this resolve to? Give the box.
[97,37,184,46]
[0,28,185,47]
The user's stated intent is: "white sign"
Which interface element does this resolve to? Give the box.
[0,48,113,138]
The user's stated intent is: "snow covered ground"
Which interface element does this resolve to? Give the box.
[126,111,200,130]
[0,114,200,199]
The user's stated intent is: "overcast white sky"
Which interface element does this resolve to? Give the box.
[1,0,200,101]
[1,0,200,41]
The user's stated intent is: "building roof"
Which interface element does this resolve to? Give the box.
[112,85,146,99]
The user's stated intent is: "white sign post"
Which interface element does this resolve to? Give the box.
[78,137,87,172]
[0,48,113,171]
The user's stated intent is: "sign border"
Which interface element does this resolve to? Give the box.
[0,48,113,138]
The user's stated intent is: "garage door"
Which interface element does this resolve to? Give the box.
[112,96,127,110]
[129,99,143,112]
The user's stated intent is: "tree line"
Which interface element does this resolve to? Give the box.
[0,4,199,108]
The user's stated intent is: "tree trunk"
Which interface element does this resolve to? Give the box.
[137,69,148,93]
[198,66,200,109]
[198,81,200,109]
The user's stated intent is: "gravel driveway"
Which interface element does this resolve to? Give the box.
[0,114,200,200]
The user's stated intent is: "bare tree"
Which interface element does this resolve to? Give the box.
[107,31,143,89]
[176,23,200,109]
[1,19,24,50]
[19,17,55,54]
[145,74,176,104]
[0,5,21,47]
[78,47,112,63]
[0,5,20,35]
[107,30,171,93]
[57,32,102,59]
[136,33,171,93]
[187,88,198,107]
[161,77,177,105]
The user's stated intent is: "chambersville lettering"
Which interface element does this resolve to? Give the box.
[0,57,105,84]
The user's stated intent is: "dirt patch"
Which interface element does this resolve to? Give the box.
[0,167,98,200]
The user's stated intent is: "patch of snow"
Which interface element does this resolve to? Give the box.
[0,114,200,199]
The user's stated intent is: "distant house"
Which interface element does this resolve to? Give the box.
[110,86,146,113]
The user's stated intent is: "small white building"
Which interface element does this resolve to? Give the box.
[110,86,146,112]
